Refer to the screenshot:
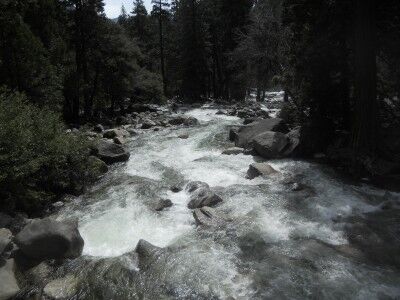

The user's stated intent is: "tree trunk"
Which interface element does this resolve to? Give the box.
[352,0,378,170]
[158,2,166,95]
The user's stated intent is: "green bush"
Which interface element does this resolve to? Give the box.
[0,88,91,214]
[133,68,166,104]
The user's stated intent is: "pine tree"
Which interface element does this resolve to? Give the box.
[151,0,170,94]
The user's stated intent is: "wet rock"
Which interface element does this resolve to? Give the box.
[246,163,278,179]
[216,109,227,115]
[178,134,189,139]
[141,119,157,129]
[93,124,104,133]
[193,207,225,227]
[170,185,182,193]
[187,187,223,209]
[135,239,162,269]
[252,131,289,159]
[15,218,84,260]
[0,259,20,300]
[185,181,210,193]
[113,136,125,145]
[222,147,244,155]
[283,126,301,156]
[154,199,173,211]
[229,126,241,142]
[168,116,186,126]
[52,201,65,209]
[0,228,12,257]
[183,116,199,126]
[103,128,129,139]
[43,274,79,300]
[235,118,288,148]
[93,140,130,164]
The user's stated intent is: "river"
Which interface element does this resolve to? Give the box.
[55,107,400,299]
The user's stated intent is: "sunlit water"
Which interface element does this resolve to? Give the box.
[56,107,400,299]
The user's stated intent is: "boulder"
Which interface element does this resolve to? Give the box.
[252,131,289,158]
[154,199,173,212]
[178,134,189,139]
[103,128,129,139]
[113,136,125,145]
[222,147,244,155]
[135,239,162,269]
[229,127,241,142]
[246,163,278,179]
[43,275,79,300]
[216,109,227,115]
[170,185,182,193]
[243,117,259,125]
[0,259,20,300]
[93,140,130,164]
[185,181,210,193]
[184,116,199,126]
[141,119,157,129]
[235,118,288,148]
[0,229,12,257]
[169,116,186,126]
[25,262,53,285]
[15,218,84,260]
[192,207,225,227]
[187,187,223,209]
[283,126,301,156]
[93,124,104,133]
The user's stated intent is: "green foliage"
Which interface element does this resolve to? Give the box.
[0,88,91,214]
[134,68,165,103]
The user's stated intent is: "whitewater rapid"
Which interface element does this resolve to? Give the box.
[56,107,400,299]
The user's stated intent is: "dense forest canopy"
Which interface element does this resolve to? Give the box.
[1,0,400,213]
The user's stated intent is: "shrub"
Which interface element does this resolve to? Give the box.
[0,88,91,214]
[133,68,165,104]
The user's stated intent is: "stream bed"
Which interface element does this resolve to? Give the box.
[55,107,400,299]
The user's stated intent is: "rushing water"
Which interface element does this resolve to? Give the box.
[56,108,400,299]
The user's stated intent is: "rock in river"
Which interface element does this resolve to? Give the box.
[193,207,226,227]
[252,131,289,158]
[93,139,130,164]
[43,275,79,300]
[235,118,288,148]
[222,147,244,155]
[15,218,84,260]
[246,163,278,179]
[186,181,223,209]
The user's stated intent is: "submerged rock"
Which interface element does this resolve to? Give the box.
[178,134,189,139]
[141,119,157,129]
[222,147,244,155]
[235,118,288,148]
[43,274,79,300]
[170,185,182,193]
[187,187,223,209]
[0,259,20,300]
[93,139,130,164]
[192,207,226,227]
[154,199,173,211]
[15,218,84,260]
[246,163,278,179]
[185,181,210,193]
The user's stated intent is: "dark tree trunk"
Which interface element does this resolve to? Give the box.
[352,0,378,169]
[158,2,166,95]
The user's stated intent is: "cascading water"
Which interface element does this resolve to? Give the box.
[56,107,400,299]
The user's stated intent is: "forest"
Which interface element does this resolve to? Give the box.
[1,0,400,298]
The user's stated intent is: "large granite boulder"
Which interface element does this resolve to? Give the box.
[43,275,79,300]
[252,131,289,158]
[0,259,20,300]
[15,218,84,260]
[93,139,130,164]
[235,118,288,148]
